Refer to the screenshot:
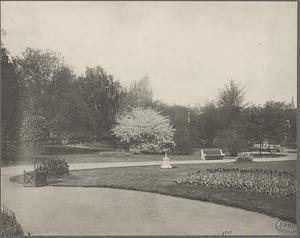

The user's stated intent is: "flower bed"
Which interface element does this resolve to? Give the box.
[176,167,296,200]
[36,158,69,177]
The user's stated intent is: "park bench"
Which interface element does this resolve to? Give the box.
[200,149,225,160]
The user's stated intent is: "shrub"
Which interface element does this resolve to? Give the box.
[176,167,296,200]
[214,128,247,156]
[236,152,254,162]
[1,140,19,161]
[37,158,69,177]
[173,133,193,155]
[0,204,24,237]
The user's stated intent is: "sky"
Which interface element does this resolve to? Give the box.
[1,1,297,107]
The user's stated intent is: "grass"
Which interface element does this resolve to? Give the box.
[1,145,234,167]
[43,160,296,223]
[2,143,295,167]
[2,152,208,167]
[42,145,101,155]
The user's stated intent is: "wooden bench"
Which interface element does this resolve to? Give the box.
[200,149,225,160]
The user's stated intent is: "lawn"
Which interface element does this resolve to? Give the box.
[3,143,294,167]
[2,151,209,167]
[47,160,296,223]
[1,144,229,167]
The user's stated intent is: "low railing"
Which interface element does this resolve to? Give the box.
[23,170,48,187]
[23,160,48,187]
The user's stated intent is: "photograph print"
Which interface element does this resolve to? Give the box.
[0,1,297,236]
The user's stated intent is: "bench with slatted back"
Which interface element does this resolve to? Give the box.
[200,148,225,160]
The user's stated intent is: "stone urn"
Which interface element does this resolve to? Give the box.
[160,152,172,169]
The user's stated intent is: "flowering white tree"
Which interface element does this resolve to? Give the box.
[112,108,175,154]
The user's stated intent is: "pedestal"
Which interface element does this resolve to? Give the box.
[160,153,172,169]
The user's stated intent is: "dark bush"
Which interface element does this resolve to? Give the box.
[0,204,24,237]
[37,157,69,177]
[173,133,193,155]
[214,128,248,156]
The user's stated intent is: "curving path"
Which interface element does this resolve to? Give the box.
[1,156,296,236]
